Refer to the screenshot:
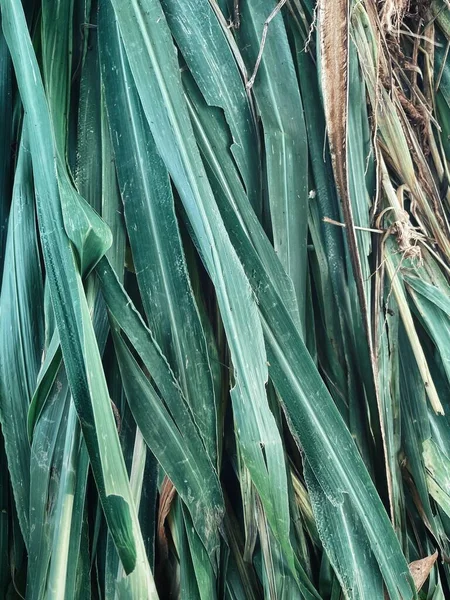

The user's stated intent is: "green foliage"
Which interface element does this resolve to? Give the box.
[0,1,449,598]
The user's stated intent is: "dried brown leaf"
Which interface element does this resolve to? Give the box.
[319,0,395,520]
[157,476,177,563]
[408,551,438,592]
[318,0,371,348]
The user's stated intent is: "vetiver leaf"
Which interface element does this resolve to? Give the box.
[40,0,73,155]
[0,15,11,278]
[399,325,438,540]
[98,6,217,463]
[0,0,447,595]
[0,436,10,597]
[318,6,386,483]
[112,324,222,556]
[41,0,111,278]
[384,247,443,415]
[404,274,450,391]
[237,0,309,326]
[292,31,373,469]
[318,0,371,342]
[62,430,90,600]
[305,463,383,600]
[107,1,313,594]
[181,505,217,600]
[45,402,84,600]
[262,314,416,600]
[170,497,202,600]
[160,0,261,215]
[27,333,62,440]
[182,70,300,331]
[1,2,156,596]
[423,439,450,520]
[27,367,71,600]
[0,129,44,543]
[182,28,415,598]
[97,257,223,560]
[180,36,416,596]
[44,11,118,596]
[99,16,221,592]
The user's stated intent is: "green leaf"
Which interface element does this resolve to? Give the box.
[0,15,12,277]
[97,257,223,559]
[1,2,156,594]
[27,368,71,599]
[99,7,217,463]
[107,1,310,592]
[41,0,112,277]
[182,36,414,598]
[160,0,261,215]
[0,129,44,543]
[404,274,450,392]
[45,403,83,600]
[237,0,309,325]
[423,439,450,519]
[305,462,383,600]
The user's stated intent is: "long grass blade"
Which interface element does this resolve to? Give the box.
[107,2,312,593]
[1,2,156,595]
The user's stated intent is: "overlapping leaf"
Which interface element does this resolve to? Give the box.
[1,1,156,596]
